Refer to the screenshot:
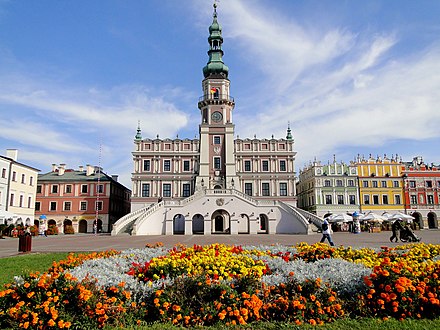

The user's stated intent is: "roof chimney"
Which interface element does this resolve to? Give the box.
[78,165,84,172]
[6,149,18,161]
[58,164,66,176]
[86,164,94,176]
[111,175,118,182]
[52,164,58,172]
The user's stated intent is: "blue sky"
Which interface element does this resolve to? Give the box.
[1,0,439,188]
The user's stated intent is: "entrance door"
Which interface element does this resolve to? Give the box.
[214,215,224,232]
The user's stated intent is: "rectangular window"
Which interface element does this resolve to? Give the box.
[245,183,253,196]
[382,195,388,205]
[372,181,378,188]
[52,185,58,193]
[64,202,71,211]
[95,201,103,211]
[393,181,399,188]
[348,179,354,187]
[410,195,417,204]
[50,201,57,211]
[80,201,87,211]
[9,193,14,206]
[97,184,104,194]
[1,168,5,178]
[35,201,41,211]
[164,160,171,172]
[395,195,401,205]
[141,183,150,197]
[163,183,171,197]
[12,171,16,181]
[182,183,191,197]
[30,176,34,186]
[349,195,356,205]
[280,183,287,196]
[324,180,331,187]
[37,185,42,194]
[81,184,88,193]
[373,195,379,205]
[279,160,286,171]
[214,157,221,169]
[65,185,72,193]
[262,183,270,196]
[381,181,387,188]
[363,181,368,188]
[213,136,221,144]
[325,195,332,204]
[19,195,23,207]
[364,195,370,205]
[244,160,251,172]
[21,174,25,183]
[426,180,433,188]
[183,160,190,171]
[427,195,434,204]
[28,196,32,208]
[262,160,269,171]
[409,181,416,188]
[143,160,151,171]
[336,180,343,187]
[337,195,344,204]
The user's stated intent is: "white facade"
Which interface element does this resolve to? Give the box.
[0,149,39,225]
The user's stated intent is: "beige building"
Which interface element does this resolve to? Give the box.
[113,5,321,236]
[0,149,39,225]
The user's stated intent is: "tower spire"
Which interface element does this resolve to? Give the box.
[286,122,293,140]
[203,2,229,79]
[135,120,142,140]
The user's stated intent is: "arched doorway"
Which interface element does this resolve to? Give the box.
[214,185,222,189]
[173,214,185,234]
[78,220,88,233]
[192,214,204,234]
[238,214,249,234]
[64,219,73,234]
[212,210,230,234]
[412,212,423,229]
[427,212,438,229]
[258,214,269,234]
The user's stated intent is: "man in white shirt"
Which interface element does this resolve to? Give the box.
[320,219,335,246]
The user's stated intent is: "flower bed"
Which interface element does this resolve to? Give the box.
[0,243,439,329]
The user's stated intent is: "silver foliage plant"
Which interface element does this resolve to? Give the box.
[66,245,372,302]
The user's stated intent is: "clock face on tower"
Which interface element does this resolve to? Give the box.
[211,111,223,122]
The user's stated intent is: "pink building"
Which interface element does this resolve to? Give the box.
[36,164,131,233]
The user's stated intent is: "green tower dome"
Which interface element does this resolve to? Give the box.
[203,3,229,78]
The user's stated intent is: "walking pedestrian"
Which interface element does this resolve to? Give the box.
[320,219,335,246]
[390,218,403,242]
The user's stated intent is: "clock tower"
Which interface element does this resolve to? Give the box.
[197,3,237,190]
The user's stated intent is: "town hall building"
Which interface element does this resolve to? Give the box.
[112,4,321,236]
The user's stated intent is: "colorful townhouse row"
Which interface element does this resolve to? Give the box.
[296,154,440,229]
[0,149,131,234]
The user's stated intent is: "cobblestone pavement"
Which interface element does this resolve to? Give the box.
[0,229,438,258]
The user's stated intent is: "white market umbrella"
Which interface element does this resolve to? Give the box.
[326,213,352,223]
[359,212,386,223]
[388,212,414,223]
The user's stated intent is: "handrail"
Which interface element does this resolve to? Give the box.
[198,94,234,103]
[111,203,157,235]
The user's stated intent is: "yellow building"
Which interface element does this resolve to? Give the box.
[355,155,405,214]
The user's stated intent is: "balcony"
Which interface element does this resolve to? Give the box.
[198,94,235,108]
